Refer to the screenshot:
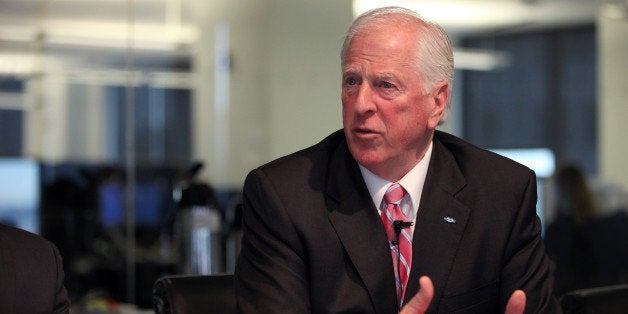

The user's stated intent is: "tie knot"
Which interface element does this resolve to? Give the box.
[384,183,406,205]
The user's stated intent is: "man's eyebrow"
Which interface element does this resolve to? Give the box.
[342,67,359,75]
[376,72,398,80]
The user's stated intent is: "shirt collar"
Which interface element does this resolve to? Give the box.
[359,141,433,220]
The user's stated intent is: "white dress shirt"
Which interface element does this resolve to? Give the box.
[359,141,433,237]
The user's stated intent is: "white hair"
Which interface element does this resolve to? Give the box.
[340,6,454,99]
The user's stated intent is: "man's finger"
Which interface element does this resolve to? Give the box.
[400,276,434,314]
[505,289,526,314]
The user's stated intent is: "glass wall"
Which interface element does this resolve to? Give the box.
[0,0,200,309]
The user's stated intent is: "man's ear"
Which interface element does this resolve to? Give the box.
[428,81,449,129]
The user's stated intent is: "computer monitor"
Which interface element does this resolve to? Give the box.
[491,148,556,234]
[0,158,41,234]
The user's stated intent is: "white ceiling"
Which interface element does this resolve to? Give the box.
[0,0,612,47]
[355,0,610,37]
[0,0,621,74]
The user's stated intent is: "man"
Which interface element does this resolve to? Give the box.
[0,223,70,313]
[235,6,559,313]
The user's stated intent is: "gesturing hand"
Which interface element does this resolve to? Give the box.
[505,289,526,314]
[399,276,434,314]
[400,276,526,314]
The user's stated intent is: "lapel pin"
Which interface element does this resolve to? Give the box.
[443,216,457,224]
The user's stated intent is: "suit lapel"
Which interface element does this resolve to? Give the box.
[404,136,471,306]
[325,141,399,314]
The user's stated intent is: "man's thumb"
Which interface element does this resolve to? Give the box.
[400,276,434,314]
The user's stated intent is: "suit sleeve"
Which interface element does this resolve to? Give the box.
[0,225,70,313]
[500,170,561,313]
[235,169,310,313]
[51,243,71,313]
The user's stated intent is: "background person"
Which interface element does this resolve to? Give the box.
[545,162,628,297]
[0,223,70,313]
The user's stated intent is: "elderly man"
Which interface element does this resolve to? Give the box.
[235,6,559,313]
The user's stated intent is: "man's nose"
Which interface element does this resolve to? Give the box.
[354,84,376,115]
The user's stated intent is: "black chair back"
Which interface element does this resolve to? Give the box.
[560,284,628,314]
[153,274,235,314]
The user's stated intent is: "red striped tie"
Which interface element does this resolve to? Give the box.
[381,183,412,308]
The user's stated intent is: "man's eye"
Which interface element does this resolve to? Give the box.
[346,77,358,85]
[381,81,394,89]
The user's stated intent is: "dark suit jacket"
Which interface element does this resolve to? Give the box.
[235,130,560,313]
[0,224,70,313]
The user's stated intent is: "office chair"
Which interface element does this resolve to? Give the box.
[560,283,628,314]
[152,274,235,314]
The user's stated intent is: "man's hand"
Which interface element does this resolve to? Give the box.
[400,276,526,314]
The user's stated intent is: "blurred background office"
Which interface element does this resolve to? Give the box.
[0,0,626,311]
[544,162,628,297]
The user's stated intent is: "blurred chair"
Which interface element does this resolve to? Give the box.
[152,274,235,314]
[560,283,628,313]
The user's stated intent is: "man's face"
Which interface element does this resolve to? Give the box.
[341,24,447,181]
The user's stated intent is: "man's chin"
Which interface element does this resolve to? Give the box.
[351,150,385,171]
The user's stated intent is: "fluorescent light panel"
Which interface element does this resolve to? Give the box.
[0,19,197,51]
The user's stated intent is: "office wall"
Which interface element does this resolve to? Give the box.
[192,0,270,189]
[192,0,352,188]
[598,8,628,192]
[267,0,352,159]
